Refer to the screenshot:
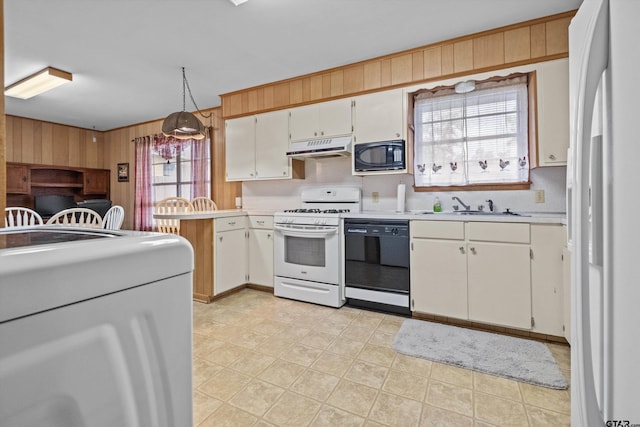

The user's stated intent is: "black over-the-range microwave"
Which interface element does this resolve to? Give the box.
[353,139,406,172]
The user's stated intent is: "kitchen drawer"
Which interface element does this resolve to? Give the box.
[410,220,465,240]
[248,215,274,229]
[467,222,530,244]
[215,216,246,232]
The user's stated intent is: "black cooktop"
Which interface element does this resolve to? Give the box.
[0,229,113,250]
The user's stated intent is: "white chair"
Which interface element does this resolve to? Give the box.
[102,205,125,230]
[5,207,44,228]
[191,197,218,212]
[155,197,193,234]
[46,208,103,228]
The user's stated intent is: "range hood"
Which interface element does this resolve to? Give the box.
[286,136,351,159]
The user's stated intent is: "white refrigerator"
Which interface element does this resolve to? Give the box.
[568,0,640,425]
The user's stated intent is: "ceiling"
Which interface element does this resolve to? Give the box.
[4,0,582,131]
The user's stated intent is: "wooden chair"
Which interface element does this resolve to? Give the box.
[46,208,103,228]
[155,197,193,234]
[102,205,125,230]
[5,207,44,228]
[191,197,218,212]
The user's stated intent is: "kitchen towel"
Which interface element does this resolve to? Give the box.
[393,319,568,389]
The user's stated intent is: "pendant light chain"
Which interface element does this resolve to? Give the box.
[182,67,212,119]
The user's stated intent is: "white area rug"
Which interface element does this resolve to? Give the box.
[393,319,568,389]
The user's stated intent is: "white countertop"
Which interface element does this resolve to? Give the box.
[345,211,567,224]
[153,209,566,225]
[153,209,246,220]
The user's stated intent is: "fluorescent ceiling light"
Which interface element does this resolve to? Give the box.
[229,0,248,5]
[5,67,73,100]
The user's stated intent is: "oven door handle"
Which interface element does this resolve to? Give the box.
[274,224,338,238]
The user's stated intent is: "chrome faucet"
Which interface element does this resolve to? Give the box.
[452,196,471,211]
[486,199,494,212]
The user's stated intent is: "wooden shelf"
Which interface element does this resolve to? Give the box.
[6,162,111,210]
[31,182,84,188]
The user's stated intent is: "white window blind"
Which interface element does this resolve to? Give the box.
[413,76,529,187]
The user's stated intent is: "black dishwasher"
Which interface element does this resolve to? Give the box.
[344,219,410,316]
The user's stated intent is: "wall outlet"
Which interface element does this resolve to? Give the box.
[534,189,545,203]
[372,191,379,203]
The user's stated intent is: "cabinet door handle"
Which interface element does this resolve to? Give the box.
[228,221,236,226]
[314,131,318,136]
[459,246,465,254]
[320,131,324,136]
[257,220,264,225]
[395,132,400,138]
[22,176,27,182]
[470,247,476,255]
[219,236,223,242]
[267,234,271,239]
[548,154,556,160]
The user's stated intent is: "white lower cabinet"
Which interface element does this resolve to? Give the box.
[562,225,571,342]
[411,220,562,332]
[530,224,565,336]
[410,221,467,319]
[214,216,247,295]
[248,216,274,288]
[466,221,532,329]
[467,242,531,329]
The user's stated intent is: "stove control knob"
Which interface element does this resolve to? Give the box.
[391,228,399,235]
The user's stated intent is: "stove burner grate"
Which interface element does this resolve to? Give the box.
[283,208,351,214]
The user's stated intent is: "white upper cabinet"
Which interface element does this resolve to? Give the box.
[255,110,291,180]
[353,88,404,144]
[225,110,292,181]
[225,115,256,181]
[289,98,353,142]
[536,58,569,166]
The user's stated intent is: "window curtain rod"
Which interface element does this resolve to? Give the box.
[131,126,212,143]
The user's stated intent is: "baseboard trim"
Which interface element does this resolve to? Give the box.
[412,312,569,346]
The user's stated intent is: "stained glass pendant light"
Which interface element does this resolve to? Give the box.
[162,67,209,140]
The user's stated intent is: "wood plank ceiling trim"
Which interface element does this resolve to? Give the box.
[220,10,575,119]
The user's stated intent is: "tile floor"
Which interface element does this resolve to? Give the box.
[192,289,571,426]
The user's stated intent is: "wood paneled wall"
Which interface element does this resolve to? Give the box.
[103,108,241,230]
[221,11,574,118]
[5,116,106,169]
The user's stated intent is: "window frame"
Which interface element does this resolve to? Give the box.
[151,140,211,201]
[410,72,535,192]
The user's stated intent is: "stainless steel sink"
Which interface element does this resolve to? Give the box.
[414,210,528,217]
[451,210,526,216]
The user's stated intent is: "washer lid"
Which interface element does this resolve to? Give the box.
[0,227,194,322]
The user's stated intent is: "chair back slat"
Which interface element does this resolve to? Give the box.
[191,197,218,212]
[46,208,103,228]
[103,205,125,230]
[5,207,44,228]
[155,197,193,234]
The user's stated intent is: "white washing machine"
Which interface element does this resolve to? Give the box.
[0,227,194,427]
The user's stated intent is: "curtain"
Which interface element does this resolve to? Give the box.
[190,134,210,199]
[414,75,529,187]
[134,136,154,231]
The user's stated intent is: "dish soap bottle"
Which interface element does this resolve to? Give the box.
[433,196,442,212]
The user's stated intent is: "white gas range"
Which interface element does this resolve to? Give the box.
[273,187,361,308]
